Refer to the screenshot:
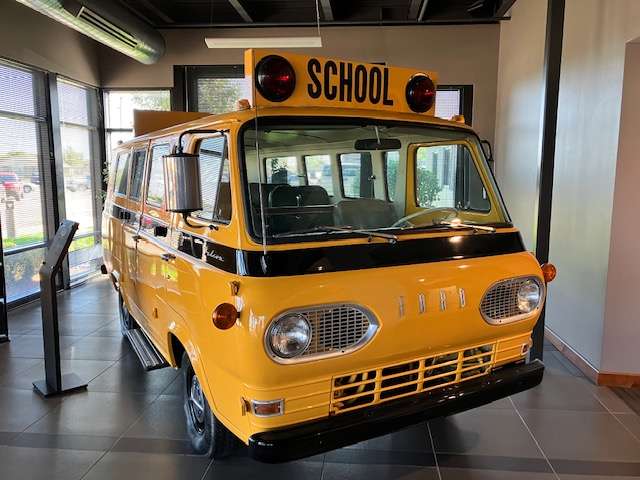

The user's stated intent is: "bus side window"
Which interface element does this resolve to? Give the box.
[339,152,374,199]
[129,148,146,201]
[383,151,399,201]
[114,151,130,196]
[304,155,333,196]
[264,156,301,185]
[146,144,170,207]
[196,136,232,223]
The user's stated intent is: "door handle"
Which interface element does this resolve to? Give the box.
[160,253,176,262]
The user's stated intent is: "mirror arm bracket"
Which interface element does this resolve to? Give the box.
[176,128,228,153]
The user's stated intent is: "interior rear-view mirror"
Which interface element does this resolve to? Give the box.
[354,138,401,151]
[163,152,202,214]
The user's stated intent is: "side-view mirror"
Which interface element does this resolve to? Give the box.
[163,152,202,214]
[480,139,494,172]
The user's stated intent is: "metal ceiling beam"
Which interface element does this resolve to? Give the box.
[161,17,507,28]
[408,0,422,20]
[495,0,517,17]
[418,0,430,22]
[137,0,175,24]
[228,0,253,22]
[320,0,334,21]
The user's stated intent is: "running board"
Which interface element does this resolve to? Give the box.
[125,328,169,371]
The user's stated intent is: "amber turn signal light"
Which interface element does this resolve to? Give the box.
[541,263,557,283]
[212,303,239,330]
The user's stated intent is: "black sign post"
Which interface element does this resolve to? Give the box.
[33,220,88,397]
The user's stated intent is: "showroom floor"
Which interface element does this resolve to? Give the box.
[1,277,640,479]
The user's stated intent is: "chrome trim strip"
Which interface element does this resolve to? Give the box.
[418,293,426,314]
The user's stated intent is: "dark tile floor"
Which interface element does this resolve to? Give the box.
[1,276,640,479]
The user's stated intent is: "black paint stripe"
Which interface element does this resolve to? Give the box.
[175,231,525,277]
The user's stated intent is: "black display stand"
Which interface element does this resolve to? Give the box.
[33,220,88,397]
[0,203,9,344]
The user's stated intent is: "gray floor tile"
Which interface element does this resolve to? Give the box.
[204,456,323,480]
[3,334,83,358]
[430,408,543,458]
[520,409,640,462]
[1,359,114,390]
[345,423,431,452]
[111,436,193,454]
[10,432,116,451]
[26,391,156,437]
[549,351,584,377]
[88,353,179,394]
[322,462,439,480]
[440,467,556,479]
[512,373,606,412]
[83,451,210,480]
[0,445,102,480]
[61,335,128,361]
[592,387,635,414]
[0,387,62,432]
[124,395,187,440]
[615,413,640,441]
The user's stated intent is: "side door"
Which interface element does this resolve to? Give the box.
[121,145,148,319]
[136,143,172,339]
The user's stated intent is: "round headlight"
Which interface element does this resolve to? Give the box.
[517,280,541,313]
[268,314,311,359]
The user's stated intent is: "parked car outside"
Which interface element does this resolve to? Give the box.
[0,172,24,200]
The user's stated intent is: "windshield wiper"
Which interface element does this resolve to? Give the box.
[438,219,496,233]
[273,225,398,243]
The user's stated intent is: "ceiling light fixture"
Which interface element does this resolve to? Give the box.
[205,0,323,49]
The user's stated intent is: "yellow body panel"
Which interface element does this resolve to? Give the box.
[102,51,544,446]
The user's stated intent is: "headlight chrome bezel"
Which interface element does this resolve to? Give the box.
[480,275,545,325]
[265,304,378,364]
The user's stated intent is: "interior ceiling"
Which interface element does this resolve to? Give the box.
[118,0,518,28]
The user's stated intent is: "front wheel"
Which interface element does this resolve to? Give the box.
[182,351,236,458]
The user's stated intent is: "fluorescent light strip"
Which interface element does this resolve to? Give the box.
[205,36,322,49]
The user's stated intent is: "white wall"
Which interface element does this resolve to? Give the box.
[494,0,547,249]
[495,0,640,373]
[601,41,640,374]
[547,0,640,370]
[98,24,500,141]
[0,0,101,85]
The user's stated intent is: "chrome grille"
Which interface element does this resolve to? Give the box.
[301,305,376,358]
[331,342,496,414]
[480,277,543,323]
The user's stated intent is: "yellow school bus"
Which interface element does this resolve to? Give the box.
[102,50,555,462]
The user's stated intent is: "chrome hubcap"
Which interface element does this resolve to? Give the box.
[189,375,205,426]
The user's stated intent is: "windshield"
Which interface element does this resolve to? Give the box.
[241,117,509,243]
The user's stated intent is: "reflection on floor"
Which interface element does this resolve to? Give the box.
[1,276,640,479]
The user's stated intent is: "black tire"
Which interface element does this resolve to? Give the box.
[118,293,136,334]
[182,351,236,458]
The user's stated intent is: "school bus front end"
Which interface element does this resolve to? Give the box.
[102,50,551,463]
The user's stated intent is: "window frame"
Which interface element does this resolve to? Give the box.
[145,143,170,208]
[413,141,491,213]
[183,65,244,113]
[192,134,232,225]
[436,85,474,126]
[113,150,130,198]
[128,147,148,202]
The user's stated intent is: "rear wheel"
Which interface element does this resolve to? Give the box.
[118,293,136,334]
[182,351,236,458]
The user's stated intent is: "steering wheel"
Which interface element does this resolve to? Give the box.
[391,207,459,228]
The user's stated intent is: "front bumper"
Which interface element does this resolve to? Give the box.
[248,360,544,463]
